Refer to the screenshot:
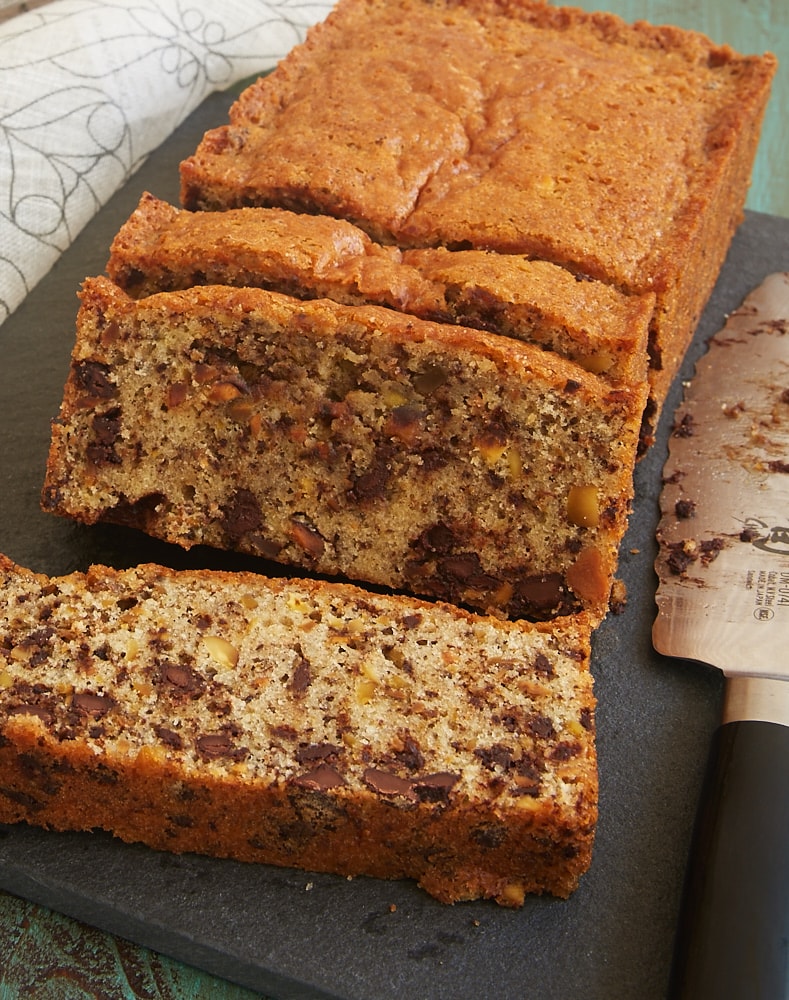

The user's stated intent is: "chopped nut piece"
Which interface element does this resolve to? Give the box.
[227,397,256,424]
[208,382,243,403]
[166,382,189,408]
[289,520,326,557]
[501,882,526,906]
[387,673,410,690]
[566,485,600,528]
[381,383,411,407]
[361,660,380,682]
[578,350,615,375]
[356,678,377,704]
[490,581,515,607]
[286,593,311,614]
[474,432,507,466]
[566,547,609,605]
[412,364,448,395]
[203,635,239,668]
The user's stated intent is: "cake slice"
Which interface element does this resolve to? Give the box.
[107,192,652,386]
[42,277,647,622]
[179,0,776,442]
[0,553,597,905]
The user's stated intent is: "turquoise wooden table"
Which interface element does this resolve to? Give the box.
[0,1,786,998]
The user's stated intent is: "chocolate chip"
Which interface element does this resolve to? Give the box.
[516,754,544,782]
[196,733,248,760]
[72,692,114,717]
[0,787,45,812]
[221,488,262,544]
[74,360,116,400]
[511,779,541,797]
[513,573,568,617]
[295,743,342,764]
[438,552,482,581]
[550,741,581,762]
[498,711,521,733]
[161,662,202,691]
[474,744,513,771]
[92,408,122,445]
[86,763,119,785]
[666,542,696,576]
[675,497,696,519]
[155,726,183,749]
[8,704,53,725]
[413,771,459,803]
[363,768,416,800]
[271,724,298,741]
[533,653,554,678]
[348,455,393,503]
[392,735,425,772]
[168,813,194,828]
[419,522,456,553]
[412,364,448,395]
[509,751,544,796]
[672,413,695,438]
[700,537,725,563]
[417,447,449,472]
[290,657,311,692]
[472,824,508,849]
[526,714,555,740]
[87,407,123,465]
[291,763,346,791]
[17,753,61,796]
[249,535,283,561]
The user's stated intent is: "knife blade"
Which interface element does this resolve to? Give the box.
[653,271,789,1000]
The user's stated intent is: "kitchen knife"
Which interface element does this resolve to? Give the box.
[653,271,789,1000]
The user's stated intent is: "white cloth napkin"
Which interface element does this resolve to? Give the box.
[0,0,335,328]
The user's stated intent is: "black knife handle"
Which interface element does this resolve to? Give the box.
[670,719,789,999]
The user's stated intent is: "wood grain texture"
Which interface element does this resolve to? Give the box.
[570,0,788,219]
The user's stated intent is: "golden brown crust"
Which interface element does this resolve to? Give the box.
[0,555,597,904]
[178,0,775,433]
[108,193,652,386]
[41,277,646,622]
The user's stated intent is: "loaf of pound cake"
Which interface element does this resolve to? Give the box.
[179,0,776,444]
[0,554,597,905]
[107,192,652,387]
[42,276,647,622]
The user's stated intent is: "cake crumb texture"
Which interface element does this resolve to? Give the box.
[41,277,646,622]
[108,193,653,387]
[0,554,597,905]
[179,0,776,435]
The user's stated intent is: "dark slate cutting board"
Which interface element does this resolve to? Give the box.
[1,81,788,999]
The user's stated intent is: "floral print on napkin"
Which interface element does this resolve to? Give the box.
[0,0,334,328]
